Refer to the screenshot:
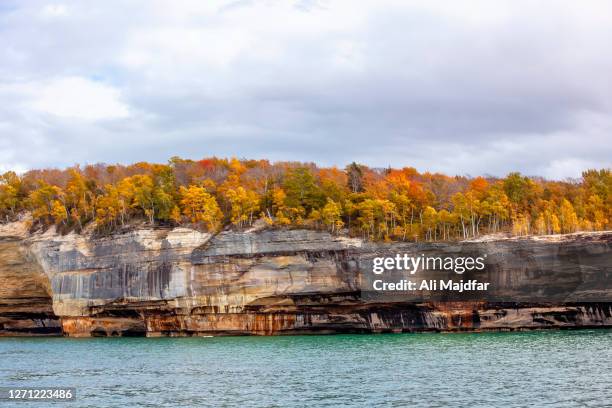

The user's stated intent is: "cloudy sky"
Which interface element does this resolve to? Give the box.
[1,0,611,179]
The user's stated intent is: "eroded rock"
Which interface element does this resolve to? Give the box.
[0,223,610,337]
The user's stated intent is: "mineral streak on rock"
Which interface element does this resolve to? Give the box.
[0,237,61,336]
[0,221,610,337]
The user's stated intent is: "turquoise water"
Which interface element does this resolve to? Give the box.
[1,330,611,407]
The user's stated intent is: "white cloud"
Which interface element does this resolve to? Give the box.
[0,0,610,178]
[30,77,129,121]
[40,4,69,19]
[542,159,602,180]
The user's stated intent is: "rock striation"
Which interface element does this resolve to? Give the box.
[0,221,610,337]
[0,236,60,335]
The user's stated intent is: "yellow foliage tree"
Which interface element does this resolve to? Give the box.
[585,194,608,230]
[51,200,68,226]
[169,205,181,224]
[95,186,122,229]
[422,206,438,240]
[179,185,222,231]
[29,182,63,225]
[321,198,343,233]
[356,199,397,240]
[272,188,292,226]
[64,169,88,228]
[0,171,21,220]
[559,199,579,233]
[225,186,260,228]
[511,214,531,236]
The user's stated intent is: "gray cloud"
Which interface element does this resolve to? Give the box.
[0,0,611,178]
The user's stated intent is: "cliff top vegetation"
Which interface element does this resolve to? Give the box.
[0,157,609,241]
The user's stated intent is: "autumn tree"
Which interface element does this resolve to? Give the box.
[321,198,343,233]
[63,169,90,229]
[28,182,64,226]
[0,156,607,240]
[585,194,608,230]
[129,175,156,223]
[422,206,438,240]
[512,213,531,236]
[437,209,455,240]
[451,192,470,239]
[267,188,290,225]
[179,185,222,231]
[95,186,122,229]
[225,186,260,228]
[481,184,510,232]
[558,199,579,233]
[355,199,397,240]
[0,171,22,221]
[318,167,349,204]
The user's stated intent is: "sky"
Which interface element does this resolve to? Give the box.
[0,0,611,179]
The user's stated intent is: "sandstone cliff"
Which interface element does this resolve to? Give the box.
[0,221,610,337]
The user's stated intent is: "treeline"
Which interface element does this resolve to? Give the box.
[0,157,609,241]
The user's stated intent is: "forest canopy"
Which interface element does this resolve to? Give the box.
[0,157,609,241]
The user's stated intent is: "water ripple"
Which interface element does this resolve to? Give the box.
[0,330,610,407]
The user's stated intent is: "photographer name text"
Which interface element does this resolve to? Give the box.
[371,254,490,292]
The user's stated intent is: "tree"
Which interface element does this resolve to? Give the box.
[550,213,561,234]
[585,194,608,230]
[0,156,608,239]
[169,205,181,224]
[152,187,175,222]
[389,191,413,239]
[464,191,482,237]
[346,162,364,193]
[0,184,18,221]
[0,171,21,221]
[51,200,68,226]
[224,186,260,228]
[64,169,89,229]
[355,199,397,240]
[29,182,63,225]
[582,169,611,205]
[504,172,530,204]
[559,199,579,233]
[321,198,344,233]
[470,177,489,197]
[115,179,136,226]
[512,213,530,236]
[437,209,455,240]
[283,167,325,213]
[452,193,469,239]
[179,185,222,231]
[535,213,546,235]
[481,185,510,232]
[130,175,156,223]
[271,188,292,225]
[95,185,122,229]
[318,167,349,203]
[422,206,438,241]
[151,165,178,222]
[503,172,537,215]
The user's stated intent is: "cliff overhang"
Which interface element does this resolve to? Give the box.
[1,221,610,337]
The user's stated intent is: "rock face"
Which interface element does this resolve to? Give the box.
[0,223,610,337]
[0,237,61,336]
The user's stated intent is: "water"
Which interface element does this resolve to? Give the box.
[1,330,611,407]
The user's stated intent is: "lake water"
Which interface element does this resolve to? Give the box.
[1,330,611,407]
